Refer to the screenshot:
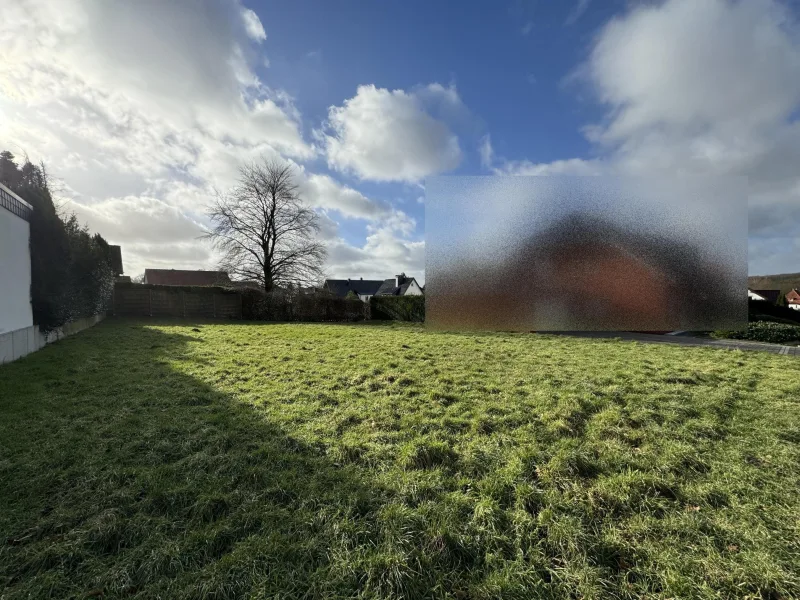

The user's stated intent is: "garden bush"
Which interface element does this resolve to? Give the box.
[1,151,115,332]
[712,321,800,344]
[370,295,425,322]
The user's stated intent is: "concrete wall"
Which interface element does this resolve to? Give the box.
[0,314,105,365]
[0,203,33,334]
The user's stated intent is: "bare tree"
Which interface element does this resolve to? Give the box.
[204,159,326,292]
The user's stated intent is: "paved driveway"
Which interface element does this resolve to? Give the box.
[542,331,800,357]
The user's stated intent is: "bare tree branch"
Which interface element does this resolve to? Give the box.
[203,159,327,292]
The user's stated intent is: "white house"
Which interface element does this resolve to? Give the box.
[374,273,424,297]
[323,273,424,303]
[0,182,34,362]
[786,289,800,311]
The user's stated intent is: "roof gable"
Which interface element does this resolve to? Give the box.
[325,279,385,297]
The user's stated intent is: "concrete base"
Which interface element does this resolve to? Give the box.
[0,314,105,365]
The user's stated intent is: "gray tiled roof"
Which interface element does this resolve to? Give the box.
[324,279,385,297]
[375,278,419,296]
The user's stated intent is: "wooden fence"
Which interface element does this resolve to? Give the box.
[113,285,242,319]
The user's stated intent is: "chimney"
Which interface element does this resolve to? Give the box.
[395,273,405,287]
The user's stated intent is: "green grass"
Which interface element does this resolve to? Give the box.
[1,319,799,599]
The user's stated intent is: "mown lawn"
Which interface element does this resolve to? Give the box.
[1,319,799,599]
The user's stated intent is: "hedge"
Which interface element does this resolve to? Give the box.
[370,296,425,322]
[712,321,800,344]
[748,299,800,325]
[2,153,114,333]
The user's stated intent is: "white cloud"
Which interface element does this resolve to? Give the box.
[587,0,800,145]
[0,0,320,275]
[320,83,463,182]
[479,135,494,170]
[583,0,800,273]
[493,0,800,274]
[300,173,392,220]
[325,234,425,283]
[241,7,266,42]
[66,195,210,276]
[495,157,605,176]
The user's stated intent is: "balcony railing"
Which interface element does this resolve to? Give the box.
[0,182,33,222]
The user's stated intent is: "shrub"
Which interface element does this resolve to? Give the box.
[748,299,800,325]
[712,321,800,344]
[370,296,425,322]
[2,153,114,332]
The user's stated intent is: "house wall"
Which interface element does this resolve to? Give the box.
[0,204,33,335]
[402,280,424,296]
[0,314,106,365]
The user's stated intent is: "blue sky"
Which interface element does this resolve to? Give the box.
[2,0,799,280]
[261,0,606,240]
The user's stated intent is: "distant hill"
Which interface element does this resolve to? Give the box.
[748,273,800,300]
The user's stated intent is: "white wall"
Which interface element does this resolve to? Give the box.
[403,280,424,296]
[0,205,33,334]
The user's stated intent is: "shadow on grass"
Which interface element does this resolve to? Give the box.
[2,320,792,599]
[0,324,418,598]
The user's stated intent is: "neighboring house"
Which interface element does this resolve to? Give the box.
[109,245,124,276]
[753,290,781,304]
[375,273,424,297]
[0,182,34,346]
[428,213,742,331]
[748,289,780,304]
[324,278,385,302]
[787,289,800,311]
[143,269,232,286]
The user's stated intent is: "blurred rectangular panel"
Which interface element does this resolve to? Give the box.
[425,176,747,332]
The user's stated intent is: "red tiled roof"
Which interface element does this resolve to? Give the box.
[143,269,231,286]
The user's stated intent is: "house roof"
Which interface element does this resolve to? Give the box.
[376,277,419,296]
[325,279,385,297]
[144,269,231,286]
[787,288,800,303]
[751,289,780,304]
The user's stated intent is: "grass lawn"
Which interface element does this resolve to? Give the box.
[1,319,799,599]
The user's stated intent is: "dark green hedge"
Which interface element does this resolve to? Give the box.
[370,296,425,322]
[2,152,114,333]
[748,299,800,325]
[712,321,800,344]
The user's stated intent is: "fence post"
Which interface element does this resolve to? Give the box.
[240,293,243,320]
[149,289,152,317]
[182,291,187,318]
[213,293,218,318]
